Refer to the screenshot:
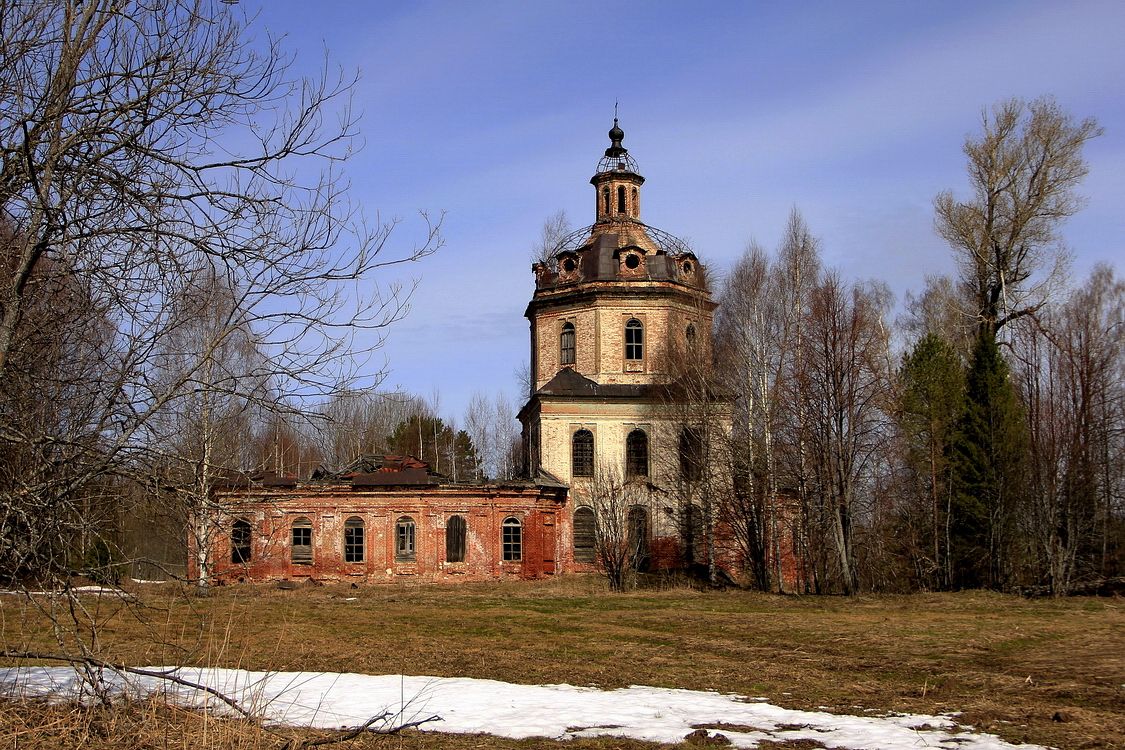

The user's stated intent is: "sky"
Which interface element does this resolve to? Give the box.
[4,666,1044,749]
[249,0,1125,424]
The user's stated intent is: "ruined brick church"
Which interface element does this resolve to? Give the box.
[194,120,730,584]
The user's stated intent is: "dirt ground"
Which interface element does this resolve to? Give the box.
[1,578,1122,749]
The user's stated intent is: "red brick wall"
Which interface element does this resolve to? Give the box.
[199,484,569,584]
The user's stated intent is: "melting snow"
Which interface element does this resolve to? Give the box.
[0,667,1049,750]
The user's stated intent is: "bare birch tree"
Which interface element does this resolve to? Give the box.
[1012,264,1124,593]
[796,274,894,594]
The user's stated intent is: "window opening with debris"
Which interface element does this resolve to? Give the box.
[446,514,467,563]
[573,506,595,563]
[396,516,416,562]
[231,519,252,564]
[626,429,648,478]
[291,518,312,565]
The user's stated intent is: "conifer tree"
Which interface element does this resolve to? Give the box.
[898,332,964,589]
[950,333,1025,589]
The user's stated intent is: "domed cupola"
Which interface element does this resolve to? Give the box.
[591,118,644,222]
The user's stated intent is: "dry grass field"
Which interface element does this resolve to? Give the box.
[1,578,1122,749]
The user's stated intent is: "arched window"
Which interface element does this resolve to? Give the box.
[560,322,575,365]
[679,428,703,482]
[603,188,610,215]
[572,429,594,477]
[446,515,467,563]
[573,507,595,563]
[502,517,522,561]
[625,319,643,360]
[617,185,626,213]
[632,187,638,210]
[291,518,312,565]
[344,516,364,563]
[231,519,252,564]
[685,323,697,347]
[627,506,649,571]
[395,516,416,562]
[626,429,648,478]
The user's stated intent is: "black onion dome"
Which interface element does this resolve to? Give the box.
[607,118,625,148]
[597,117,639,173]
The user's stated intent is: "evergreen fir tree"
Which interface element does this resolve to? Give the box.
[898,333,964,589]
[950,333,1025,589]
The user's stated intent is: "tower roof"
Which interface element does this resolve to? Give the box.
[596,117,640,174]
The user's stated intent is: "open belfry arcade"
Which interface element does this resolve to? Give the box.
[195,120,760,585]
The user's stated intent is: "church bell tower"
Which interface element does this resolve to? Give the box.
[518,118,718,485]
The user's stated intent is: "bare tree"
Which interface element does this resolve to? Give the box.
[774,211,824,591]
[934,97,1101,338]
[0,0,439,696]
[146,269,271,587]
[530,210,572,267]
[582,462,653,592]
[463,390,520,480]
[715,242,776,588]
[1012,264,1124,593]
[312,388,421,470]
[795,274,894,594]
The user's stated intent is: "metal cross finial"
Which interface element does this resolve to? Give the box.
[614,101,619,120]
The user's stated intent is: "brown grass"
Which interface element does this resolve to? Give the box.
[1,578,1122,749]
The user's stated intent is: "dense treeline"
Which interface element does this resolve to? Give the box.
[712,99,1122,595]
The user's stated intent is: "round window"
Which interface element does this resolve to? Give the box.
[624,254,640,270]
[682,261,693,274]
[562,257,576,273]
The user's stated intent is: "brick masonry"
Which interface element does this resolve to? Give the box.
[197,481,570,584]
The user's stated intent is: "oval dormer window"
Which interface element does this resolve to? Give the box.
[682,260,693,274]
[562,257,577,273]
[624,254,640,270]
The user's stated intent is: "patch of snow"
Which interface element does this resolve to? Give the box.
[0,586,129,597]
[0,667,1052,750]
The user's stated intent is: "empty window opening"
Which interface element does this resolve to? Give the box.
[624,253,640,270]
[446,515,467,563]
[626,429,648,478]
[617,185,626,213]
[291,518,312,565]
[627,506,650,571]
[344,516,365,563]
[231,519,252,564]
[562,256,577,273]
[679,427,703,482]
[603,188,610,214]
[502,517,522,562]
[396,516,416,562]
[572,429,594,477]
[560,322,576,365]
[573,507,595,563]
[683,260,693,274]
[685,323,697,350]
[625,319,643,360]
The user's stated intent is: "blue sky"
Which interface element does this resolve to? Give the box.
[251,0,1125,423]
